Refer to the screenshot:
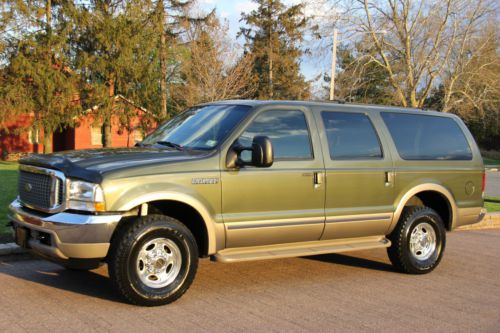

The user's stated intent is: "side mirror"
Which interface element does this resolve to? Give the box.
[251,136,273,167]
[226,136,274,169]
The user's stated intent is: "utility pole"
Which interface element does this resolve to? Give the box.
[329,28,337,101]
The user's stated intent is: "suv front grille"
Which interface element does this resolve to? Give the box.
[18,166,65,212]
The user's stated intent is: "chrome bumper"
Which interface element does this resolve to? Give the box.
[8,199,122,260]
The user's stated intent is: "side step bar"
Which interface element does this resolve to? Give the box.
[212,236,391,263]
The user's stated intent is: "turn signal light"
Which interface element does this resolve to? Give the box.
[94,202,106,212]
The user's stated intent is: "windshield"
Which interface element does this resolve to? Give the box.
[141,104,251,150]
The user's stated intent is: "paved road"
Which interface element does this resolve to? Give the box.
[486,171,500,197]
[1,230,499,333]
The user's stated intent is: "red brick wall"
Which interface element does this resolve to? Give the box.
[73,113,149,149]
[1,109,154,159]
[73,115,98,150]
[0,114,44,159]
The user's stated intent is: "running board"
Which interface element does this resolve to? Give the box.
[212,236,391,263]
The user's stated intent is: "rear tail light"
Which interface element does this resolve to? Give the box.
[482,171,486,195]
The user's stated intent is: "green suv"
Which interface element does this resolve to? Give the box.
[8,100,486,306]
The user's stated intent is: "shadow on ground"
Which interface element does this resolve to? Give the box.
[304,253,395,272]
[0,260,124,303]
[0,252,395,304]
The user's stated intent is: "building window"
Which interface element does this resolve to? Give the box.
[91,124,103,146]
[28,128,39,144]
[134,129,143,143]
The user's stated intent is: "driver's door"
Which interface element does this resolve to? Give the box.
[220,107,326,248]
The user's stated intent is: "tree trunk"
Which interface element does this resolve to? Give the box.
[44,0,52,154]
[43,130,53,154]
[46,0,51,32]
[158,1,168,120]
[104,76,115,147]
[267,0,273,99]
[103,120,112,147]
[409,89,418,108]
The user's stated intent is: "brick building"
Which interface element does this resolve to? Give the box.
[0,95,154,160]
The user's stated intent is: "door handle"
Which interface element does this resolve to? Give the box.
[314,172,324,185]
[385,171,394,187]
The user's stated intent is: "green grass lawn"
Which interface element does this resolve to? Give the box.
[485,201,500,212]
[485,196,500,212]
[0,162,18,241]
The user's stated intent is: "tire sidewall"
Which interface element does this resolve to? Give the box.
[125,223,195,303]
[404,211,445,272]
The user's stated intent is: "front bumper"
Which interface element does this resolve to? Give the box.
[8,199,122,261]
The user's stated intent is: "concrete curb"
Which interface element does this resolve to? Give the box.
[0,243,28,256]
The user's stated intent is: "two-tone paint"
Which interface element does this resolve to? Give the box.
[9,100,485,264]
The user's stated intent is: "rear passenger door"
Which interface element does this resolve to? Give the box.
[314,109,395,239]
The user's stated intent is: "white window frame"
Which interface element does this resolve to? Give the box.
[91,124,103,146]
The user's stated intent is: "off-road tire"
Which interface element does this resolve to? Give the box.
[108,214,198,306]
[387,206,446,274]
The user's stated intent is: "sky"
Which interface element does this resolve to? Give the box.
[197,0,333,89]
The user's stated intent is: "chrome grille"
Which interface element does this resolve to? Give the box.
[18,166,66,213]
[57,178,64,206]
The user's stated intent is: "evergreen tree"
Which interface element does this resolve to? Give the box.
[72,0,160,146]
[239,0,310,100]
[1,0,80,153]
[330,42,394,105]
[154,0,190,120]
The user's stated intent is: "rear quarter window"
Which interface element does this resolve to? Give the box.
[381,112,472,160]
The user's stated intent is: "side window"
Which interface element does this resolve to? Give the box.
[239,110,313,160]
[321,112,383,160]
[28,128,39,144]
[381,112,472,160]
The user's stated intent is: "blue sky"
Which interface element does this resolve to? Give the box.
[197,0,330,86]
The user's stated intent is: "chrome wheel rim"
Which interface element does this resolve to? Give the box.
[136,238,182,288]
[409,222,437,261]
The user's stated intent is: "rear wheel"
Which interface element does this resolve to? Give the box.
[108,215,198,306]
[387,206,446,274]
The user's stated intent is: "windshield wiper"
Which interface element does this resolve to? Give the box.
[155,141,184,151]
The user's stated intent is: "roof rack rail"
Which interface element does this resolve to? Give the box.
[326,99,346,104]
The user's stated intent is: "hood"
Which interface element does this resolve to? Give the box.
[20,147,211,183]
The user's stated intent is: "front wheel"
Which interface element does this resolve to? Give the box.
[387,206,446,274]
[108,215,198,306]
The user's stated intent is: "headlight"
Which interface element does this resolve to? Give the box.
[68,180,105,212]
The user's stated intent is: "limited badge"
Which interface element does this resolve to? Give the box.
[191,178,219,185]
